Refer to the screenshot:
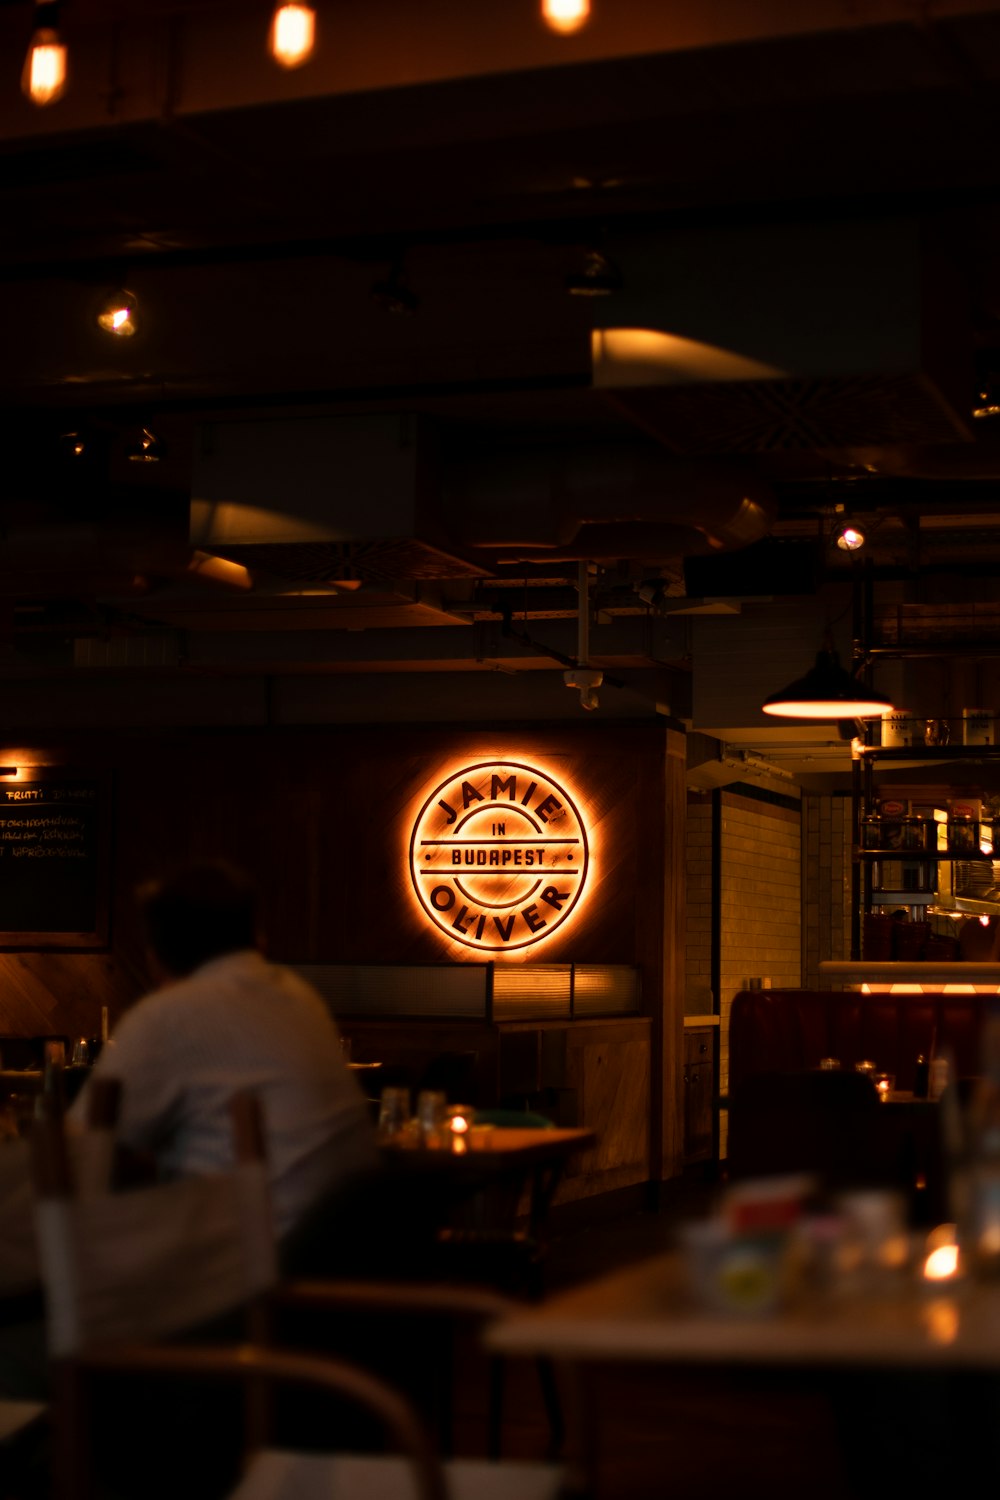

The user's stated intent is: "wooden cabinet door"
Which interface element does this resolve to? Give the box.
[683,1028,716,1164]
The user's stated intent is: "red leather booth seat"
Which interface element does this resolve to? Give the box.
[728,988,990,1095]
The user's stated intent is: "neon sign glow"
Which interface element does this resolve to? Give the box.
[408,759,592,954]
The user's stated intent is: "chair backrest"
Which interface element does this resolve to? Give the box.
[30,1090,278,1359]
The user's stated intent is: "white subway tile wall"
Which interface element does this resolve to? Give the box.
[686,788,802,1158]
[718,792,802,1112]
[802,793,852,987]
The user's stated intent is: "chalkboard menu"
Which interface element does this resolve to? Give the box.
[0,778,108,946]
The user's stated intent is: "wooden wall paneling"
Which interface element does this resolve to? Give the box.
[558,1018,651,1202]
[0,951,139,1043]
[0,721,678,1196]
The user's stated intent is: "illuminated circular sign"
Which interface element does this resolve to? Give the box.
[408,759,591,953]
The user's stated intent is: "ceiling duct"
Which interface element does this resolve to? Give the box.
[192,416,777,581]
[191,414,489,585]
[594,218,972,455]
[444,450,774,564]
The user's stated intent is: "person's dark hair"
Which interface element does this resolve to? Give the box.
[137,858,260,978]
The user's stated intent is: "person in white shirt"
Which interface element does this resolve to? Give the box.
[72,858,377,1240]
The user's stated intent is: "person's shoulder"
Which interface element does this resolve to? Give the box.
[115,973,201,1033]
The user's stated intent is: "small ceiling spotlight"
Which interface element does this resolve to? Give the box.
[58,431,86,458]
[371,262,419,316]
[22,0,67,106]
[269,2,316,68]
[542,0,591,35]
[564,665,603,711]
[96,288,139,338]
[565,248,622,297]
[125,428,163,463]
[834,523,865,552]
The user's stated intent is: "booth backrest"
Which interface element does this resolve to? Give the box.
[728,988,990,1095]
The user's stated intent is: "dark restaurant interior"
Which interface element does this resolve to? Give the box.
[7,0,1000,1496]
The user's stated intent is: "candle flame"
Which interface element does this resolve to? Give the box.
[924,1243,960,1280]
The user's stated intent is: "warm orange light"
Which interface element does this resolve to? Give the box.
[542,0,591,34]
[187,551,253,591]
[406,757,594,957]
[96,291,138,338]
[924,1243,960,1281]
[835,525,865,553]
[22,28,67,106]
[269,2,315,67]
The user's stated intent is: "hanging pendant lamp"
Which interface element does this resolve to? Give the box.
[761,647,894,719]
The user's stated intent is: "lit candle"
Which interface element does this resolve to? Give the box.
[446,1105,473,1153]
[869,1068,893,1104]
[924,1243,960,1281]
[923,1224,961,1284]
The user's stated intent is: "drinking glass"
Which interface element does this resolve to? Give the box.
[416,1089,446,1145]
[71,1037,90,1067]
[377,1086,411,1142]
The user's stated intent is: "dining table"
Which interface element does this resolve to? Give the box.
[380,1125,596,1245]
[485,1230,1000,1496]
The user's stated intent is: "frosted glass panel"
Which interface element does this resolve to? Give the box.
[291,962,640,1020]
[295,963,489,1018]
[573,965,641,1016]
[493,965,571,1020]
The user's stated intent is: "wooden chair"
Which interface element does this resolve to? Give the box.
[29,1091,575,1500]
[0,1075,125,1496]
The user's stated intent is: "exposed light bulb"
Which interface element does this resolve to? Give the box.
[542,0,591,33]
[835,524,865,552]
[269,2,316,68]
[22,13,67,107]
[96,289,138,338]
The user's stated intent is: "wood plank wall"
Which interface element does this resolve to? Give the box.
[0,722,684,1173]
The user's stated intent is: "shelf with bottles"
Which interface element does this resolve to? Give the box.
[870,709,1000,754]
[860,804,995,859]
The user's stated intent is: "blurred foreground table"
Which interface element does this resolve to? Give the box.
[486,1248,1000,1369]
[487,1249,1000,1497]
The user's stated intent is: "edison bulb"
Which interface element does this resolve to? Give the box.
[269,3,316,67]
[542,0,591,34]
[22,28,67,105]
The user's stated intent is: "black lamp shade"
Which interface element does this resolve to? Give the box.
[761,648,894,719]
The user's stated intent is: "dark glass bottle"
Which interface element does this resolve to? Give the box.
[914,1055,930,1099]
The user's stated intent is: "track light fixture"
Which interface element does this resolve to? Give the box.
[565,248,622,297]
[762,643,894,720]
[370,262,418,315]
[58,431,86,458]
[125,427,163,463]
[834,522,865,552]
[541,0,591,34]
[96,287,139,338]
[22,0,67,106]
[269,2,316,68]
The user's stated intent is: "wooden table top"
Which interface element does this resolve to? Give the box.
[486,1247,1000,1370]
[380,1125,596,1173]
